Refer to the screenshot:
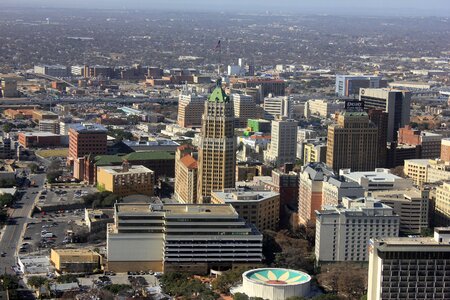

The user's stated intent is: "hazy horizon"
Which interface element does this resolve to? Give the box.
[2,0,450,17]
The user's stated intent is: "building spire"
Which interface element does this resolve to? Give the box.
[208,78,230,103]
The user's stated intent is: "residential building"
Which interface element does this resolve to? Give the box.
[96,162,154,197]
[197,81,236,202]
[50,249,102,274]
[263,95,292,120]
[340,168,413,191]
[326,112,379,172]
[177,88,206,128]
[315,197,400,262]
[367,228,450,300]
[304,99,344,119]
[370,188,429,234]
[359,88,411,142]
[335,74,386,97]
[435,183,450,226]
[68,123,108,162]
[106,203,263,274]
[232,94,256,128]
[265,117,297,166]
[211,189,280,232]
[174,145,198,204]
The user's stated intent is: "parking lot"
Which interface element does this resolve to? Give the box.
[78,273,159,289]
[20,209,86,255]
[35,186,97,209]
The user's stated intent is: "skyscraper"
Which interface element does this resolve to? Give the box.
[326,112,379,172]
[232,94,256,128]
[265,117,298,166]
[68,123,108,163]
[368,109,389,167]
[197,80,236,203]
[177,87,206,128]
[359,88,411,142]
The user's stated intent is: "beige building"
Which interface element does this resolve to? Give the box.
[96,162,154,197]
[303,142,327,165]
[441,138,450,162]
[174,145,198,204]
[370,188,429,234]
[326,112,378,172]
[435,183,450,226]
[39,120,60,134]
[197,81,236,202]
[50,249,102,274]
[107,203,263,274]
[265,117,298,166]
[211,189,280,232]
[304,99,344,119]
[232,94,256,128]
[263,94,292,120]
[404,159,450,186]
[177,89,205,128]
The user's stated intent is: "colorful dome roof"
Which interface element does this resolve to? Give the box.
[244,268,311,286]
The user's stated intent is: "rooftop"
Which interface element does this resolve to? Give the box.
[180,155,198,169]
[244,268,311,286]
[208,79,230,103]
[95,151,175,166]
[115,203,238,217]
[71,123,107,133]
[340,168,403,183]
[212,189,279,203]
[20,132,60,137]
[98,164,153,175]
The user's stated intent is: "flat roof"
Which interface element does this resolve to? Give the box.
[342,169,402,183]
[116,203,237,217]
[98,165,153,175]
[20,132,59,137]
[212,189,279,203]
[52,248,99,256]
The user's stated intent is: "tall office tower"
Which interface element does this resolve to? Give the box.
[367,228,450,300]
[197,80,236,203]
[335,75,386,97]
[68,123,108,163]
[441,138,450,162]
[368,109,389,167]
[177,87,206,128]
[232,94,256,128]
[263,94,292,120]
[265,117,298,166]
[359,88,411,142]
[174,145,198,204]
[326,112,379,172]
[315,197,399,263]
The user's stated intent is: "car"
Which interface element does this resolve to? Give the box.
[1,252,6,257]
[23,236,31,240]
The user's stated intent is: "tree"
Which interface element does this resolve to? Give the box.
[29,163,39,174]
[47,170,62,183]
[233,293,249,300]
[317,263,367,299]
[27,276,48,289]
[286,297,306,300]
[0,178,16,188]
[2,123,12,133]
[103,284,131,294]
[0,194,14,207]
[56,274,79,284]
[211,267,250,294]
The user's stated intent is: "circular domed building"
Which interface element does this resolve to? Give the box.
[240,268,311,300]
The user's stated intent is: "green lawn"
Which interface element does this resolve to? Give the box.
[36,148,69,158]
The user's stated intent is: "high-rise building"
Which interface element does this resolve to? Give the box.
[303,141,327,165]
[174,145,198,204]
[211,188,280,232]
[298,163,364,225]
[232,94,256,128]
[107,203,263,273]
[0,78,18,98]
[335,75,386,97]
[367,228,450,300]
[96,162,154,197]
[177,88,206,128]
[435,182,450,226]
[68,123,108,162]
[359,88,411,142]
[370,188,429,234]
[197,80,236,202]
[315,197,399,262]
[265,117,298,166]
[368,109,389,167]
[263,95,293,120]
[326,112,379,172]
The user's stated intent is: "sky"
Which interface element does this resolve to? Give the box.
[3,0,450,16]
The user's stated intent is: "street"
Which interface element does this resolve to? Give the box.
[0,173,46,274]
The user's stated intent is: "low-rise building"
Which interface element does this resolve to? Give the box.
[84,208,114,232]
[96,162,154,197]
[315,197,400,262]
[340,168,413,191]
[368,228,450,300]
[107,203,263,274]
[404,159,450,186]
[18,256,51,275]
[18,132,64,148]
[211,188,280,232]
[50,249,102,274]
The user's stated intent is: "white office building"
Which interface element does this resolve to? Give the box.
[315,197,400,262]
[263,95,293,120]
[339,168,413,191]
[265,118,297,166]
